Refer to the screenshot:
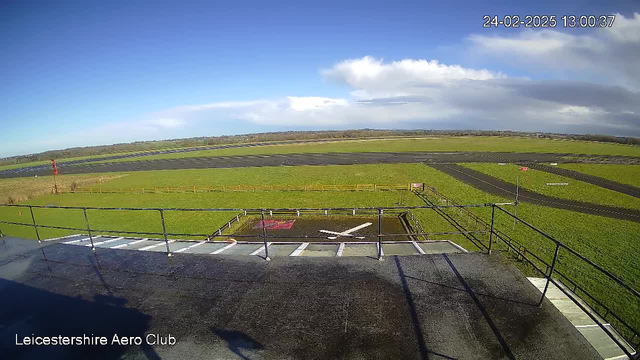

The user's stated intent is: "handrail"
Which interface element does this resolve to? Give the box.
[0,203,510,212]
[491,204,639,358]
[494,205,640,300]
[414,188,638,356]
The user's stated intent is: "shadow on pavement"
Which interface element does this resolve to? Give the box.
[0,278,156,360]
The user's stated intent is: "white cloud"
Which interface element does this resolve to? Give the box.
[322,56,505,97]
[469,13,640,89]
[139,46,639,137]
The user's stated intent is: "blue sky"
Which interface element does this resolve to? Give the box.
[1,0,639,157]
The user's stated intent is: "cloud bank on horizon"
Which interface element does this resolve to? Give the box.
[3,12,640,157]
[143,13,640,139]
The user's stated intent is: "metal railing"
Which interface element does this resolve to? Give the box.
[0,202,504,260]
[488,204,640,359]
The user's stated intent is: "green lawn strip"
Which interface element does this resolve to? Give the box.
[87,164,429,189]
[557,163,640,188]
[461,163,640,211]
[0,151,155,172]
[80,136,640,165]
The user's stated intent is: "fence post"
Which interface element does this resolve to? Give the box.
[539,243,560,306]
[261,210,270,261]
[377,208,383,260]
[83,208,95,251]
[28,206,41,243]
[488,205,495,255]
[159,209,172,256]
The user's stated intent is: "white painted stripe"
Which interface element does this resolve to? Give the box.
[44,234,82,242]
[175,241,207,253]
[250,243,271,256]
[576,323,610,328]
[140,240,175,251]
[87,237,124,247]
[337,243,346,257]
[378,243,384,256]
[111,238,147,249]
[290,243,309,256]
[64,236,95,244]
[412,241,426,255]
[211,242,236,254]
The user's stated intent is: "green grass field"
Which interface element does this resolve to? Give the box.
[558,163,640,188]
[460,163,640,211]
[80,136,640,165]
[85,163,427,188]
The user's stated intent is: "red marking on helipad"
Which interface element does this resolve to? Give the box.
[254,220,296,230]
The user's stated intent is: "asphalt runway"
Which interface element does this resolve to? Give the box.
[0,236,601,359]
[1,138,393,176]
[0,151,617,178]
[429,164,640,223]
[522,163,640,198]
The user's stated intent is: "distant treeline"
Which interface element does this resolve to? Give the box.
[2,129,638,166]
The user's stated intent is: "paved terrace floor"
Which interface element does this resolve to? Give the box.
[0,236,601,360]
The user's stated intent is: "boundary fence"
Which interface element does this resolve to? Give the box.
[60,183,425,194]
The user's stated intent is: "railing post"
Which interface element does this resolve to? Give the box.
[377,208,383,260]
[29,206,41,243]
[538,243,560,306]
[261,210,270,261]
[488,205,495,254]
[83,208,95,251]
[159,209,172,256]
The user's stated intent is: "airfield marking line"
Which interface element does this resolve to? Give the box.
[44,234,82,242]
[175,241,207,253]
[64,236,96,244]
[211,242,236,254]
[88,237,124,247]
[111,238,148,249]
[412,241,426,255]
[290,243,309,256]
[250,242,271,256]
[337,243,346,257]
[140,240,175,251]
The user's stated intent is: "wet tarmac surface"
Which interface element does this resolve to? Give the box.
[0,151,628,179]
[0,236,602,359]
[429,163,640,223]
